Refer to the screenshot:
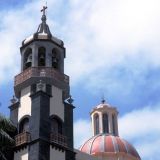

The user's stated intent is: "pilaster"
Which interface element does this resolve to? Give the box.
[29,90,51,160]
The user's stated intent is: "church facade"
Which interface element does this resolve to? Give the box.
[9,6,141,160]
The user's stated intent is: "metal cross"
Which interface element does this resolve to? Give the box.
[41,5,48,16]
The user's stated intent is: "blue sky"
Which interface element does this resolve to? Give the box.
[0,0,160,159]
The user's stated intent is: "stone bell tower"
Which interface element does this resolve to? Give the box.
[9,6,75,160]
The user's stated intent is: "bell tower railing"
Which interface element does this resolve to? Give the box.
[50,133,67,147]
[15,132,30,146]
[14,67,69,86]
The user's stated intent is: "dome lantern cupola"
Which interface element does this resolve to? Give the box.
[90,99,119,136]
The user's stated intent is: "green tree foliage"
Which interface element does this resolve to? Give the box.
[0,114,16,160]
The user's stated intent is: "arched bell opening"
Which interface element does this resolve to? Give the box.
[52,48,60,69]
[94,113,100,135]
[19,117,29,133]
[38,47,46,66]
[24,48,32,70]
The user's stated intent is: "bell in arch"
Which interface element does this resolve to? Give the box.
[25,54,32,68]
[52,57,58,69]
[39,53,45,66]
[40,54,45,60]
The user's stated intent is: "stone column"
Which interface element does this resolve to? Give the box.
[109,113,113,134]
[99,112,103,134]
[32,45,38,67]
[46,48,52,67]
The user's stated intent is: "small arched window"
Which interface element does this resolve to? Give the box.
[51,118,62,134]
[103,113,109,133]
[38,47,46,66]
[52,48,59,69]
[24,48,32,70]
[94,114,99,135]
[19,118,29,133]
[112,114,116,135]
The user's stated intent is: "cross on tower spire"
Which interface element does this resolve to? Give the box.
[41,5,48,16]
[36,4,52,36]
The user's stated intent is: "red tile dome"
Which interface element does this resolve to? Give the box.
[80,134,141,160]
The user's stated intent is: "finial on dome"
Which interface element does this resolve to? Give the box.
[101,94,105,104]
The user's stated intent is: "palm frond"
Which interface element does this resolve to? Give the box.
[0,150,7,160]
[0,129,15,147]
[0,114,16,132]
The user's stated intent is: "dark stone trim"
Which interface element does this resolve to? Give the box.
[64,102,75,150]
[21,39,65,51]
[65,150,76,160]
[29,90,51,160]
[49,115,63,122]
[46,84,52,97]
[15,76,69,99]
[30,90,52,98]
[14,143,29,152]
[50,142,66,152]
[9,101,19,110]
[9,102,19,126]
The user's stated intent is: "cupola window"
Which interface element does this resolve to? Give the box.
[112,114,116,135]
[38,47,46,66]
[103,113,109,133]
[94,114,99,135]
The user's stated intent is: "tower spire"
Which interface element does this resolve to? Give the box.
[41,5,47,23]
[36,5,52,37]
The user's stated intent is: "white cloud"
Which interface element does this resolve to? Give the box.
[1,0,160,86]
[64,0,160,86]
[119,105,160,160]
[74,105,160,160]
[74,119,92,149]
[119,105,160,139]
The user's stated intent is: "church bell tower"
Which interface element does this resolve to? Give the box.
[9,6,75,160]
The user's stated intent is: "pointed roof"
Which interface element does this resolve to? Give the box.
[22,6,63,47]
[35,6,52,38]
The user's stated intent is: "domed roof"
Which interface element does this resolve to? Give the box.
[80,134,141,160]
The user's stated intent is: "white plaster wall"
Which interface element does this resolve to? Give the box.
[14,147,28,160]
[18,86,31,121]
[50,86,64,121]
[50,147,65,160]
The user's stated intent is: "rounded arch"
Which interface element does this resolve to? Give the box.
[52,48,60,69]
[38,47,46,66]
[18,115,30,133]
[103,113,109,133]
[94,113,99,135]
[50,115,64,134]
[24,48,32,70]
